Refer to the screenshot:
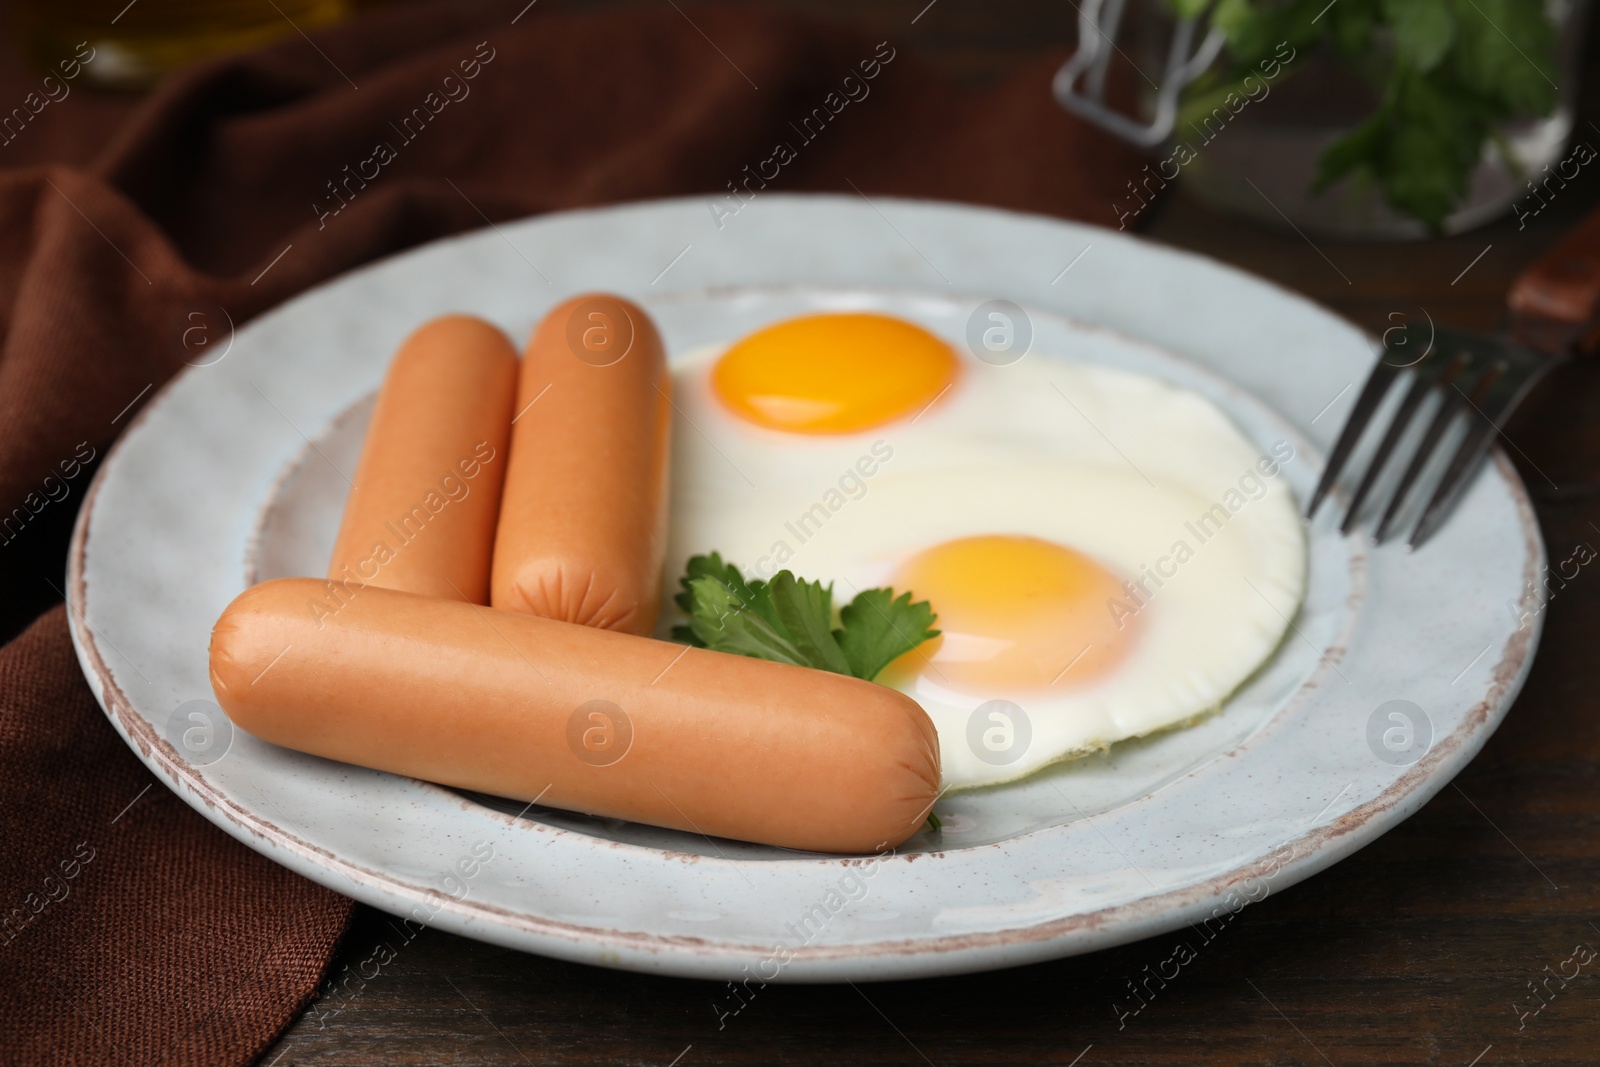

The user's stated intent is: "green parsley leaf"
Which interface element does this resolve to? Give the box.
[767,571,854,676]
[1327,0,1379,56]
[1384,0,1455,72]
[672,551,780,645]
[681,575,809,666]
[836,588,941,683]
[1209,0,1262,45]
[1167,0,1559,232]
[672,554,939,681]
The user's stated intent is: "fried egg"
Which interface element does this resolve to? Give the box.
[664,311,1307,790]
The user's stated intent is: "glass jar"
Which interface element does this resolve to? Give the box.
[1134,0,1591,238]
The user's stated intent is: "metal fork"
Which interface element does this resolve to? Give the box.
[1307,213,1600,547]
[1304,326,1555,547]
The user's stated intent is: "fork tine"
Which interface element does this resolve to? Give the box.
[1338,356,1457,534]
[1408,364,1547,548]
[1306,359,1402,519]
[1373,361,1499,542]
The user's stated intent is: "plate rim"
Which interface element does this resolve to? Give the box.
[65,193,1546,980]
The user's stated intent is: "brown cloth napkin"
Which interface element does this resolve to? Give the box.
[0,2,1140,1063]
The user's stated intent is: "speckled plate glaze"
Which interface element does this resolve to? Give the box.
[67,195,1543,982]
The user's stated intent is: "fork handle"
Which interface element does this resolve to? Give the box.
[1508,205,1600,355]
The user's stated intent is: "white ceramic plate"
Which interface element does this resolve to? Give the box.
[67,195,1543,982]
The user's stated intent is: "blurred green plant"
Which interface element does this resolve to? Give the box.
[1169,0,1560,230]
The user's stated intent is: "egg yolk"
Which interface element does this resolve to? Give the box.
[883,535,1138,694]
[712,313,958,434]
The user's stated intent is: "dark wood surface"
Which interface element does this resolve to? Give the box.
[195,4,1596,1065]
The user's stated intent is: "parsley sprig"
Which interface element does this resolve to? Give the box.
[671,553,939,682]
[1171,0,1559,230]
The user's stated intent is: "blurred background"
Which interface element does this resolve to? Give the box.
[10,0,1591,238]
[7,0,1598,304]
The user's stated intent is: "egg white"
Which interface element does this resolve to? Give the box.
[661,343,1307,790]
